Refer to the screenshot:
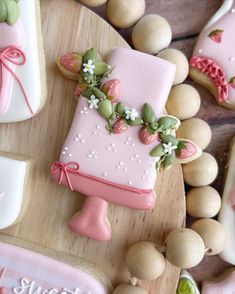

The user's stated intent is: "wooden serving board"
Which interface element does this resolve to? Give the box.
[0,0,185,293]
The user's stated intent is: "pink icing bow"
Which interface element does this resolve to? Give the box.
[51,162,80,191]
[0,46,33,114]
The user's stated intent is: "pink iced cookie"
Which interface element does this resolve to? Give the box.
[0,242,107,294]
[202,268,235,294]
[190,0,235,109]
[0,21,25,115]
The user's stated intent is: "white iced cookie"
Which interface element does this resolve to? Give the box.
[219,136,235,265]
[0,0,46,123]
[0,151,31,230]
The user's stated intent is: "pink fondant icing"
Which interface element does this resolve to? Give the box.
[202,270,235,294]
[52,48,175,240]
[192,3,235,104]
[177,142,197,159]
[190,56,228,102]
[0,242,107,294]
[0,21,24,115]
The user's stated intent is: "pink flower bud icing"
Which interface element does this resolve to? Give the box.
[177,142,197,159]
[139,127,159,145]
[60,53,82,73]
[113,118,128,134]
[101,79,120,102]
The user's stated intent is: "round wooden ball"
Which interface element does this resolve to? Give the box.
[183,152,218,187]
[106,0,145,29]
[177,118,212,150]
[166,84,201,120]
[126,241,166,280]
[113,284,147,294]
[132,14,172,54]
[165,228,205,268]
[191,219,227,255]
[158,49,189,85]
[80,0,107,7]
[187,186,221,218]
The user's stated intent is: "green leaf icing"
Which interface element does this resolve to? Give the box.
[98,99,113,120]
[0,0,19,25]
[142,103,156,123]
[177,278,197,294]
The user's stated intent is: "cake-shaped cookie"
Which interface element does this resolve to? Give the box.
[0,241,108,294]
[51,48,201,241]
[0,0,46,123]
[190,0,235,109]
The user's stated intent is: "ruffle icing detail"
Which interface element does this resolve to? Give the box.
[190,56,228,102]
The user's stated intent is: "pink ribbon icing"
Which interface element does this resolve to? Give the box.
[0,46,33,114]
[190,55,228,102]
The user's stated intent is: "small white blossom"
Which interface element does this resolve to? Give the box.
[88,95,99,109]
[162,142,177,155]
[125,108,139,121]
[83,59,95,75]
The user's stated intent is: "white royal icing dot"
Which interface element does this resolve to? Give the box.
[114,149,118,152]
[98,133,102,136]
[138,160,142,164]
[198,49,202,53]
[135,154,139,158]
[103,172,108,177]
[93,131,98,135]
[68,153,72,157]
[111,143,115,147]
[123,168,127,172]
[75,137,79,142]
[229,57,235,61]
[88,154,92,158]
[144,170,149,174]
[119,162,124,165]
[128,181,133,185]
[62,151,66,155]
[96,125,101,129]
[80,110,84,114]
[132,143,136,146]
[81,139,85,143]
[116,165,121,169]
[128,137,132,141]
[78,134,82,138]
[83,107,87,110]
[141,176,147,180]
[231,8,235,13]
[64,147,68,150]
[0,192,4,199]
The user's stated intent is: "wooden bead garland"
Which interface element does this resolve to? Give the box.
[132,14,172,54]
[113,284,147,294]
[80,0,107,7]
[187,186,221,218]
[191,219,227,256]
[106,0,145,29]
[183,152,218,187]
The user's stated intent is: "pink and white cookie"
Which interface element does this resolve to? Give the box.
[0,0,46,123]
[190,0,235,109]
[202,268,235,294]
[51,48,201,241]
[0,241,108,294]
[0,151,32,230]
[219,137,235,264]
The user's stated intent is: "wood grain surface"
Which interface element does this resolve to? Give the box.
[0,1,186,293]
[79,0,233,286]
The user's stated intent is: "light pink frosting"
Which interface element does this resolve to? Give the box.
[192,4,235,104]
[0,243,107,293]
[0,21,24,115]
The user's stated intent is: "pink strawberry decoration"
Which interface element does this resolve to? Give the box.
[74,83,87,97]
[113,119,128,134]
[0,288,6,294]
[229,77,235,89]
[60,52,82,73]
[208,29,224,43]
[139,127,159,145]
[177,142,196,159]
[101,79,120,103]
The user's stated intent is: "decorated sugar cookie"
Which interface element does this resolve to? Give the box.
[0,241,108,294]
[0,0,46,123]
[177,270,200,294]
[219,137,235,264]
[0,151,31,230]
[51,47,201,241]
[190,0,235,109]
[202,268,235,294]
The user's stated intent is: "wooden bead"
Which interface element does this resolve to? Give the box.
[166,84,201,120]
[80,0,107,7]
[126,241,166,280]
[183,152,218,187]
[165,228,205,268]
[158,49,189,85]
[191,219,227,256]
[177,118,212,150]
[187,186,221,218]
[113,284,147,294]
[132,14,172,54]
[106,0,145,29]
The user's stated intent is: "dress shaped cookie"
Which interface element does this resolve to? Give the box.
[0,152,31,230]
[202,268,235,294]
[51,48,201,241]
[219,137,235,264]
[0,0,46,123]
[190,0,235,109]
[0,242,107,294]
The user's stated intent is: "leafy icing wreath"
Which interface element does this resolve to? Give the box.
[57,48,194,171]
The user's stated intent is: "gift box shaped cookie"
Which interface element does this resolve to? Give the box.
[52,48,201,241]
